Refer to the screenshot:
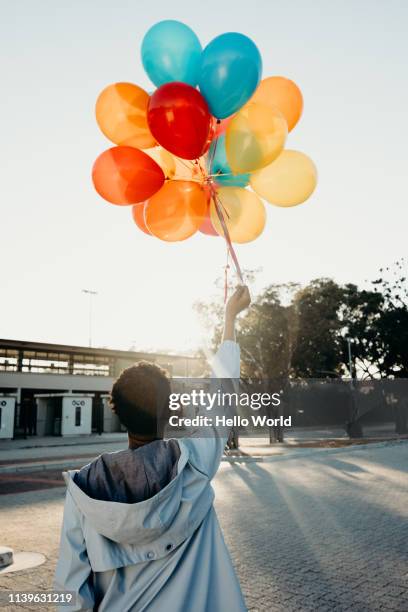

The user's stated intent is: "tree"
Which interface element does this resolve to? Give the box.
[196,263,408,441]
[196,279,297,444]
[290,279,345,378]
[340,283,384,379]
[237,284,297,443]
[238,284,298,380]
[370,258,408,377]
[341,259,408,379]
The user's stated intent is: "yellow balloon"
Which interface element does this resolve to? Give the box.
[145,147,176,178]
[250,150,317,207]
[210,187,266,243]
[226,102,287,174]
[144,150,206,181]
[95,82,156,149]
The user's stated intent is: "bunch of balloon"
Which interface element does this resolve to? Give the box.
[92,20,317,281]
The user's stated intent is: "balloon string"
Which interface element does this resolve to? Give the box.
[211,188,244,284]
[208,128,219,171]
[224,248,230,304]
[207,171,235,179]
[197,159,207,181]
[173,158,199,182]
[177,158,194,171]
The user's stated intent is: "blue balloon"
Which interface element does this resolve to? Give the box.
[199,32,262,119]
[141,20,202,87]
[208,134,250,187]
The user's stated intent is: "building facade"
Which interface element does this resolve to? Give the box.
[0,339,205,438]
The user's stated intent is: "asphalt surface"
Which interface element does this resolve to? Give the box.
[0,441,407,611]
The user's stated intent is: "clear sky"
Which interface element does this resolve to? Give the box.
[1,0,407,353]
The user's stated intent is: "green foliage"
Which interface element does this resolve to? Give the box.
[198,259,408,380]
[290,279,344,378]
[238,284,296,379]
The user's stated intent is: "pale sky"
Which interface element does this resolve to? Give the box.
[1,0,407,352]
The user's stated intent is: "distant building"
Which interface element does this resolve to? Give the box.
[0,339,205,438]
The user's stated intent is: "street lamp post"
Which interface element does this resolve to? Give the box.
[82,289,98,347]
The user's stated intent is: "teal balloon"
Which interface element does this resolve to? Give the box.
[208,134,250,187]
[141,20,202,87]
[199,32,262,119]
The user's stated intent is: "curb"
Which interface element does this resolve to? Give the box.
[261,438,408,462]
[0,458,91,474]
[1,440,406,474]
[0,456,266,474]
[0,436,127,452]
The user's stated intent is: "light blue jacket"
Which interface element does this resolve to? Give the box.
[54,341,247,612]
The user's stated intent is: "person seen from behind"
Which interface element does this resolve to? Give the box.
[55,285,251,611]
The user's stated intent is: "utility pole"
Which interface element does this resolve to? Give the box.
[346,337,353,383]
[346,337,362,438]
[82,289,98,347]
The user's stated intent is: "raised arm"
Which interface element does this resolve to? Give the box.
[223,286,251,343]
[212,285,251,379]
[182,286,251,478]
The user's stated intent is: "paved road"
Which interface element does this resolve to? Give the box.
[0,442,407,611]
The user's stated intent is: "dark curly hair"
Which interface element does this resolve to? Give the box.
[110,361,171,438]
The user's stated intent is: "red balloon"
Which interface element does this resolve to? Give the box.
[199,208,219,236]
[202,117,217,154]
[92,146,164,205]
[131,204,151,235]
[199,188,218,236]
[148,83,212,160]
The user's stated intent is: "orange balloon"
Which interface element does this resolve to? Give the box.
[145,180,207,242]
[131,204,151,235]
[92,146,165,205]
[251,76,303,132]
[96,82,156,149]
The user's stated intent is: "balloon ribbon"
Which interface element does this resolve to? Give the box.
[224,250,230,303]
[210,187,244,285]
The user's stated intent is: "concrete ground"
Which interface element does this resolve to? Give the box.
[0,424,403,477]
[0,441,407,611]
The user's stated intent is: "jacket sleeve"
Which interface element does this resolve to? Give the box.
[182,340,240,480]
[54,487,94,612]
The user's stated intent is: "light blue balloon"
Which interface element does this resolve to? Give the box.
[141,20,202,88]
[199,32,262,119]
[208,134,250,187]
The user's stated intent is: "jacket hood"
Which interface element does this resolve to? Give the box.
[64,440,189,546]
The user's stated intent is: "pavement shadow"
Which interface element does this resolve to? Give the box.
[223,462,340,604]
[224,457,408,609]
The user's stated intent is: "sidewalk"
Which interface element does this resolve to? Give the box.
[1,430,407,474]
